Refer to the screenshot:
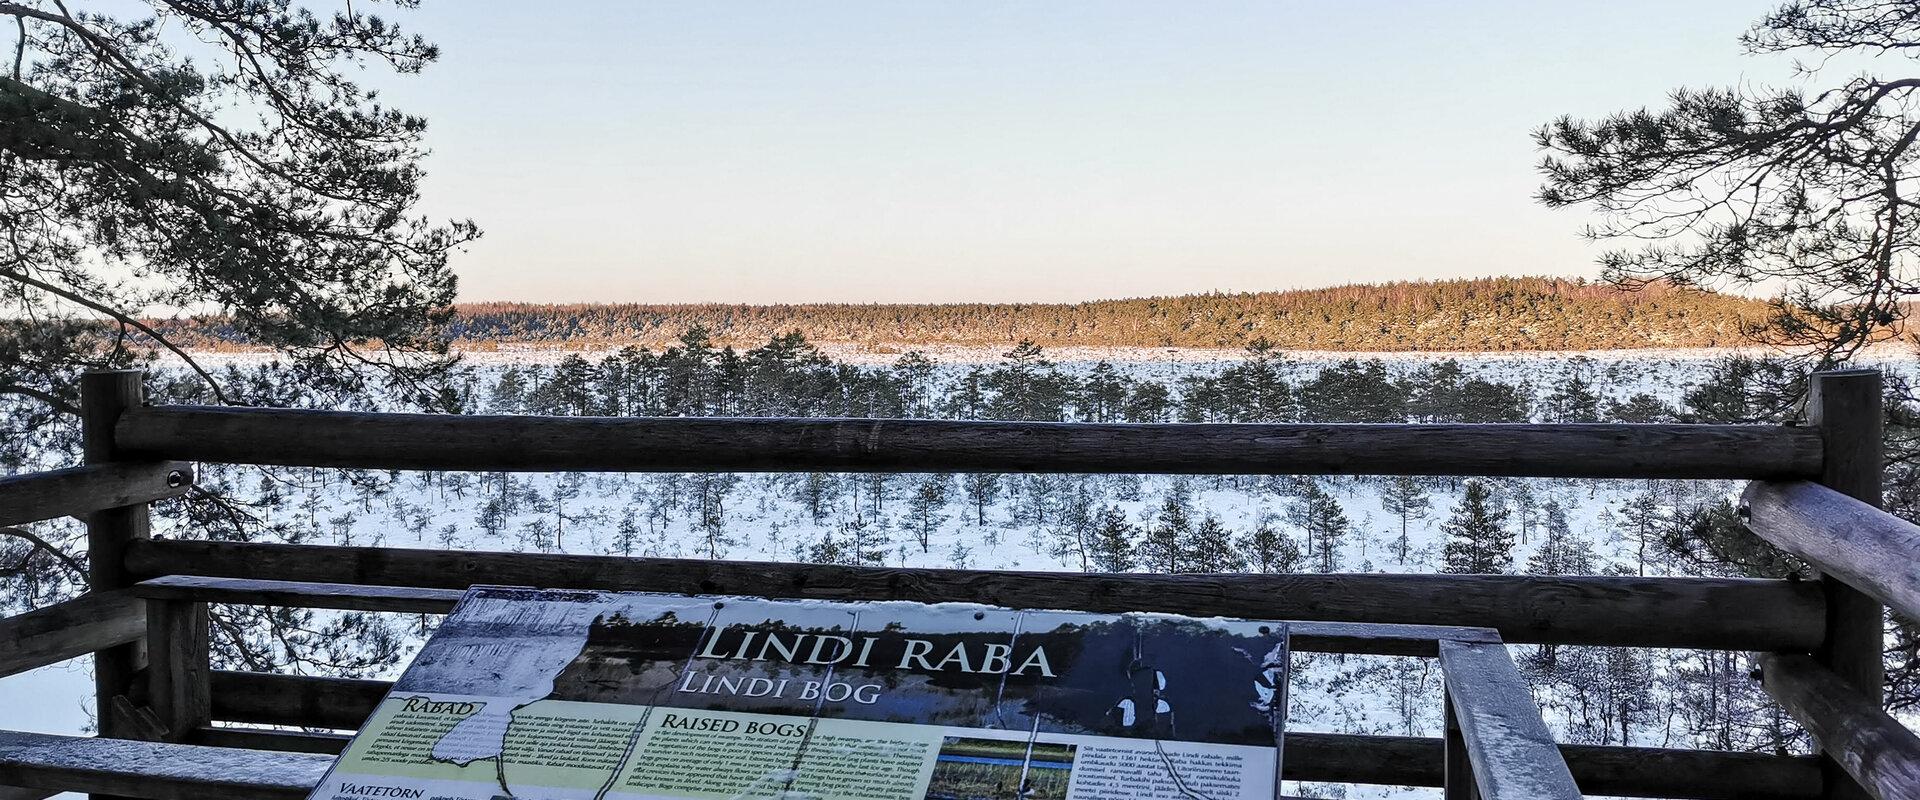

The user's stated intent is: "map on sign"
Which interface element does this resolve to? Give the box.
[307,587,1290,800]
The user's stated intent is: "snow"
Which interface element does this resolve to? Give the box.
[31,345,1920,799]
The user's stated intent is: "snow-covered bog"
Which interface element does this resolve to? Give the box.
[148,346,1920,798]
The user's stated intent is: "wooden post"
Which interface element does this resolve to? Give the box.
[1442,688,1475,800]
[1808,369,1884,800]
[82,370,149,747]
[145,599,210,742]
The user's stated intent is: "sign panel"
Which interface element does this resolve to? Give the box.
[307,587,1290,800]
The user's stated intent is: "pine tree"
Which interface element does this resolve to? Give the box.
[1617,490,1665,577]
[907,475,951,552]
[962,473,1001,526]
[1545,370,1604,422]
[1510,480,1541,545]
[1521,500,1597,676]
[1286,479,1350,573]
[490,367,530,413]
[551,472,585,551]
[1090,506,1136,572]
[893,352,938,418]
[694,472,740,559]
[1123,382,1173,422]
[1240,519,1303,574]
[475,497,507,542]
[1080,362,1131,422]
[1441,480,1515,574]
[1410,359,1467,421]
[614,508,642,558]
[1380,475,1430,563]
[1139,483,1195,573]
[1046,481,1099,571]
[1186,515,1246,573]
[1606,392,1675,423]
[1526,501,1596,576]
[946,367,990,419]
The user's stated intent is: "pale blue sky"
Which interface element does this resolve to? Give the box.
[377,1,1828,304]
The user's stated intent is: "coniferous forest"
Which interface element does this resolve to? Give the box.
[150,277,1776,352]
[8,330,1891,793]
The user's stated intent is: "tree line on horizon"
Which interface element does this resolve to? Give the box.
[149,276,1776,353]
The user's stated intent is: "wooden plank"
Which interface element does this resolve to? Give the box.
[1438,640,1581,800]
[1761,653,1920,800]
[199,672,1819,799]
[83,370,149,767]
[192,727,349,755]
[0,462,193,528]
[126,539,1826,650]
[1443,690,1474,800]
[1744,481,1920,622]
[104,696,168,743]
[1808,370,1886,704]
[209,671,389,730]
[0,729,323,800]
[136,575,1493,655]
[0,591,145,679]
[144,600,209,742]
[115,405,1825,479]
[133,575,464,615]
[1284,733,1820,799]
[1808,370,1886,800]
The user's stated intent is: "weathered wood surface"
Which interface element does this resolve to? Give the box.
[0,591,144,679]
[1761,653,1920,800]
[0,462,192,528]
[0,730,323,800]
[83,370,150,766]
[134,575,464,615]
[192,726,351,755]
[116,405,1824,479]
[136,574,1494,655]
[1808,371,1887,800]
[1442,689,1472,800]
[1289,733,1819,799]
[204,669,1817,799]
[1439,640,1581,800]
[126,539,1825,650]
[1808,370,1886,710]
[1745,481,1920,622]
[209,671,389,730]
[104,696,168,743]
[144,599,209,742]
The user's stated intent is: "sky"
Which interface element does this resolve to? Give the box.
[368,1,1840,304]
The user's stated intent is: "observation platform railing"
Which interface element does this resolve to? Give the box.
[0,368,1915,799]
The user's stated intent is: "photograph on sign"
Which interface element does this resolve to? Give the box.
[307,587,1289,800]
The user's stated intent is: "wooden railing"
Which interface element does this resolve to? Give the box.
[0,368,1915,799]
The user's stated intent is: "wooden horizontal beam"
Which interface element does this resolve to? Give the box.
[1439,640,1581,799]
[0,730,323,800]
[0,591,145,679]
[192,726,350,755]
[133,575,463,615]
[0,462,192,528]
[116,405,1824,479]
[127,539,1826,650]
[136,574,1497,656]
[201,671,1817,799]
[1743,481,1920,622]
[210,671,387,731]
[1288,733,1819,799]
[1759,653,1920,800]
